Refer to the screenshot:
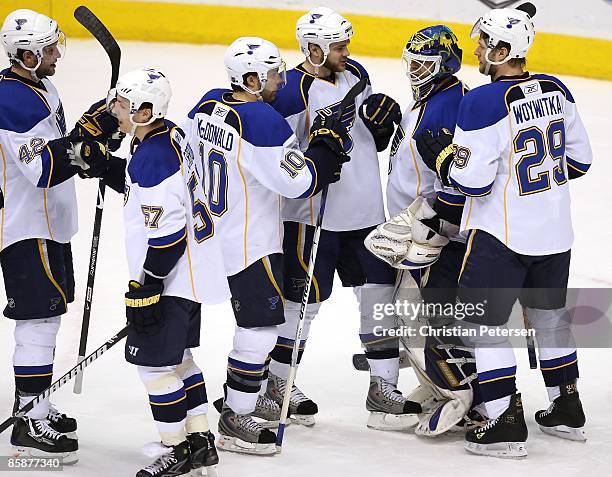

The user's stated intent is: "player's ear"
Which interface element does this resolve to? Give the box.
[244,73,259,90]
[308,43,323,61]
[21,50,38,68]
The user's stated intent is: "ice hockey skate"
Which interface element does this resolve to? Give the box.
[11,417,78,464]
[187,431,220,477]
[217,404,277,456]
[535,381,586,442]
[366,376,421,431]
[266,373,317,426]
[465,393,528,459]
[136,441,192,477]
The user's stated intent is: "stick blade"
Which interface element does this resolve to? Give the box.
[74,6,121,86]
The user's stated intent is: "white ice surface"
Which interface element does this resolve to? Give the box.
[0,40,611,476]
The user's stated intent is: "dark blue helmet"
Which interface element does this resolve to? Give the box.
[402,25,462,101]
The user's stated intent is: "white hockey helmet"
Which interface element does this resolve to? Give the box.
[224,37,286,96]
[296,7,353,67]
[0,9,66,73]
[471,2,536,70]
[108,68,172,134]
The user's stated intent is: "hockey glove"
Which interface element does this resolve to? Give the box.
[415,128,454,187]
[359,93,402,152]
[70,99,124,152]
[125,280,164,335]
[70,140,110,178]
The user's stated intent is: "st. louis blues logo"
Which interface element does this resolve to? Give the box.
[315,100,357,153]
[15,19,27,30]
[309,13,323,24]
[144,69,163,83]
[269,295,280,310]
[246,44,260,55]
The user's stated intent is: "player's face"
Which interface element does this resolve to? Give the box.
[474,36,489,75]
[36,33,66,78]
[261,65,287,103]
[325,40,350,72]
[112,96,134,134]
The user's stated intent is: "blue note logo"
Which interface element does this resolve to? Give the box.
[268,295,280,310]
[315,99,357,153]
[15,19,27,31]
[144,68,163,83]
[309,13,323,24]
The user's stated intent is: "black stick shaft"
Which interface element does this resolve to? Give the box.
[1,326,128,434]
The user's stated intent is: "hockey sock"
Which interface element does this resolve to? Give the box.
[526,307,579,402]
[355,284,400,384]
[138,366,188,446]
[13,317,60,419]
[175,349,209,433]
[475,345,517,420]
[269,300,319,379]
[226,326,277,415]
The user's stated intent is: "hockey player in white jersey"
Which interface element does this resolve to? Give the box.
[0,9,117,463]
[416,3,592,458]
[184,37,351,455]
[366,25,488,436]
[268,6,420,431]
[93,68,230,476]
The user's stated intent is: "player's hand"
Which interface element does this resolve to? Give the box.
[359,93,402,152]
[309,111,350,160]
[69,140,110,178]
[70,99,124,152]
[415,128,454,187]
[125,280,164,335]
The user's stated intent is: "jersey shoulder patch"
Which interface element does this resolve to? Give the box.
[416,79,466,137]
[0,72,52,133]
[187,88,230,119]
[456,81,511,132]
[531,73,575,103]
[239,102,294,147]
[128,120,182,188]
[345,58,369,81]
[271,67,313,118]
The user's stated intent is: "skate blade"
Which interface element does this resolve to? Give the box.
[289,414,315,427]
[464,441,527,459]
[216,435,276,456]
[539,424,587,442]
[190,464,220,477]
[12,446,79,465]
[367,411,418,431]
[253,416,291,429]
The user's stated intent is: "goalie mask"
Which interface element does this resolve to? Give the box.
[402,25,462,102]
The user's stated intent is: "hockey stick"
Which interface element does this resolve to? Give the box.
[352,349,412,372]
[522,307,538,369]
[0,327,128,435]
[72,6,121,394]
[276,78,368,453]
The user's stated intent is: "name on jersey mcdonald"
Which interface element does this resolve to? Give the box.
[197,118,234,151]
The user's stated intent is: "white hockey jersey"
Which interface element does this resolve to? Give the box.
[123,119,229,304]
[450,73,593,255]
[387,78,467,219]
[0,68,77,251]
[184,89,318,276]
[271,59,385,231]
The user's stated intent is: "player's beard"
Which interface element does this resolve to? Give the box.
[325,56,347,73]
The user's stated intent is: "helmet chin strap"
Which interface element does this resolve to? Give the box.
[17,57,43,82]
[484,48,510,76]
[307,53,327,77]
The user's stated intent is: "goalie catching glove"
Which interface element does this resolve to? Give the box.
[359,93,402,151]
[125,280,164,335]
[364,196,458,269]
[415,128,454,187]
